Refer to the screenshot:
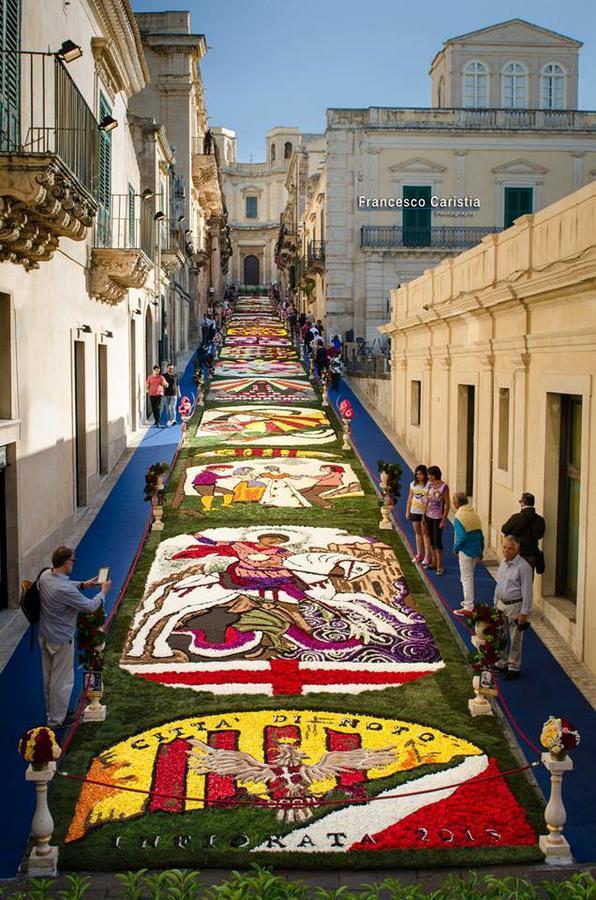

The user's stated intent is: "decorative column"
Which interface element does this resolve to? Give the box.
[25,763,58,876]
[539,753,574,865]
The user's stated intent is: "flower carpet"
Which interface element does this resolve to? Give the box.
[52,295,544,870]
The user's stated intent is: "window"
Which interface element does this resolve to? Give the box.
[410,380,421,426]
[501,62,527,108]
[271,143,276,161]
[462,61,488,108]
[245,196,257,219]
[284,141,292,159]
[437,76,444,107]
[503,186,533,229]
[497,388,510,470]
[541,63,566,110]
[98,93,112,242]
[0,0,20,150]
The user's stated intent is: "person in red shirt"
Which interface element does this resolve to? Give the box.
[146,365,167,427]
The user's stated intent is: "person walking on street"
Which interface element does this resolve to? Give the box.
[494,535,533,679]
[39,546,111,728]
[423,466,450,575]
[146,365,167,428]
[501,492,545,574]
[405,465,431,564]
[163,363,180,426]
[452,492,484,615]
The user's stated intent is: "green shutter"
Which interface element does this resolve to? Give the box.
[97,93,112,242]
[0,0,21,150]
[128,183,136,247]
[504,187,533,229]
[402,186,432,246]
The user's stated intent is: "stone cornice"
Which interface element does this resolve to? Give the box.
[88,0,148,96]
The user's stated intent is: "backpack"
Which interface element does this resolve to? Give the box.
[20,568,49,649]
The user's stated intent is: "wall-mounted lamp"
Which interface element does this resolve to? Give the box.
[101,330,114,339]
[79,324,92,333]
[56,39,83,63]
[184,229,192,236]
[133,308,142,316]
[141,188,155,199]
[177,215,186,223]
[99,115,118,132]
[153,210,166,222]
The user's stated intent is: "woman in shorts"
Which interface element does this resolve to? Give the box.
[405,465,431,565]
[423,465,450,575]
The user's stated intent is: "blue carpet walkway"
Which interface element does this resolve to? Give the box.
[0,358,196,878]
[330,379,595,864]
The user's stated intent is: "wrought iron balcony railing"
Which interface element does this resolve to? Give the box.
[306,239,325,269]
[360,225,502,249]
[94,194,155,261]
[0,51,97,193]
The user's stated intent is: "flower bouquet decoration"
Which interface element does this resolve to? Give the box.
[145,462,170,530]
[18,726,61,771]
[77,604,106,671]
[540,716,581,761]
[466,604,506,716]
[377,460,402,530]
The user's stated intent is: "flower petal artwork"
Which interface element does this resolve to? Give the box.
[225,336,294,347]
[208,377,317,404]
[227,324,288,337]
[64,708,534,857]
[214,359,307,378]
[184,458,364,510]
[219,347,298,361]
[195,406,336,447]
[121,527,443,693]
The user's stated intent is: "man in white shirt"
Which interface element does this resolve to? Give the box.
[39,546,111,727]
[493,535,533,680]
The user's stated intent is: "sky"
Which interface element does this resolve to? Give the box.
[131,0,596,163]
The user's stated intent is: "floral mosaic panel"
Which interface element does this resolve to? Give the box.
[195,406,336,447]
[121,527,443,694]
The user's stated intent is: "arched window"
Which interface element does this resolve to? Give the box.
[244,255,259,285]
[501,62,527,108]
[462,61,488,108]
[541,63,566,110]
[271,143,276,161]
[284,141,293,159]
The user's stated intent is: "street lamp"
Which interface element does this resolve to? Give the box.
[56,40,83,63]
[99,115,118,132]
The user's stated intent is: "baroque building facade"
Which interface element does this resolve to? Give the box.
[214,126,303,288]
[0,1,225,611]
[380,180,596,677]
[279,19,596,342]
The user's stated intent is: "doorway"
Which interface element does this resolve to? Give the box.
[244,255,259,285]
[98,343,108,475]
[556,395,582,601]
[74,340,87,506]
[457,384,475,497]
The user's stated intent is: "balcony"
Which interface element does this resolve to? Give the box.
[328,106,596,132]
[191,137,222,216]
[360,225,502,251]
[160,221,185,277]
[90,194,154,304]
[306,239,325,273]
[0,51,98,269]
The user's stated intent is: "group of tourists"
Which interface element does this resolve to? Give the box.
[145,362,180,428]
[406,465,545,679]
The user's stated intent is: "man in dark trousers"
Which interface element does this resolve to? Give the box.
[501,492,545,573]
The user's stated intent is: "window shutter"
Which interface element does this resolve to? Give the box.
[0,0,21,150]
[97,93,112,242]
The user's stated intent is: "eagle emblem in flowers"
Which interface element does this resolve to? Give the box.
[187,736,397,823]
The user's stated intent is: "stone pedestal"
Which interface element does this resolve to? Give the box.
[24,762,58,877]
[539,752,574,865]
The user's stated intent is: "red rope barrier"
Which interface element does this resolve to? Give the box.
[496,688,543,755]
[57,760,537,810]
